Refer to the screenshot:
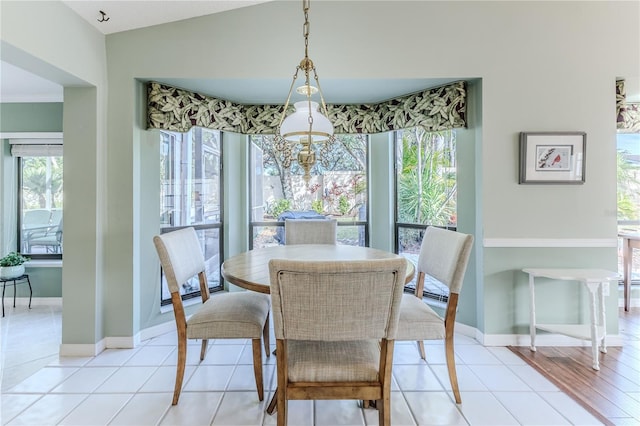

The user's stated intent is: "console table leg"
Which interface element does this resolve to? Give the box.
[623,239,631,312]
[586,282,600,370]
[598,282,607,354]
[528,274,537,351]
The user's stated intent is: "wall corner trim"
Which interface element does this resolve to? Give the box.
[60,339,106,357]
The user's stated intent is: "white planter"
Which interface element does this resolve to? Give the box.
[0,264,25,279]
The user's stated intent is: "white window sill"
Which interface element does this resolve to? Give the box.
[25,260,63,268]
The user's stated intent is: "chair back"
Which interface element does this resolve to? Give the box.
[50,209,63,226]
[23,209,51,226]
[153,227,205,294]
[417,227,473,294]
[284,219,337,245]
[269,258,406,341]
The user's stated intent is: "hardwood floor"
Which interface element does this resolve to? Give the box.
[509,307,640,426]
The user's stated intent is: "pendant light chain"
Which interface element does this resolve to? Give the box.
[302,0,314,137]
[276,0,335,182]
[303,0,310,62]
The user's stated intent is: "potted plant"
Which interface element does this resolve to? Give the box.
[0,252,30,279]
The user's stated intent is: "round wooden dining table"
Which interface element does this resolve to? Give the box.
[222,244,414,415]
[221,244,415,293]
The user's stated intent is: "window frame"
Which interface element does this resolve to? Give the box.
[248,134,370,249]
[16,152,64,260]
[159,129,224,306]
[393,128,458,303]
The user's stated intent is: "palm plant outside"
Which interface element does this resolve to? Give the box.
[22,157,63,210]
[617,150,640,230]
[397,128,457,227]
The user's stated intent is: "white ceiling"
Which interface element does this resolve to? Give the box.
[2,1,273,103]
[61,0,273,35]
[1,1,638,105]
[1,61,65,103]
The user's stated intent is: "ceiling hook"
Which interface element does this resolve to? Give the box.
[97,11,110,23]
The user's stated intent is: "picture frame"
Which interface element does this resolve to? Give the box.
[519,132,586,184]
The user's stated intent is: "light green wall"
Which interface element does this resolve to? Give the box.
[1,1,638,347]
[0,103,63,132]
[20,267,62,297]
[484,247,618,335]
[1,0,108,348]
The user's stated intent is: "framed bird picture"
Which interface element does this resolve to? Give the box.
[519,132,586,184]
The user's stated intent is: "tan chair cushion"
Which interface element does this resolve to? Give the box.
[395,294,445,341]
[287,340,380,382]
[187,292,270,340]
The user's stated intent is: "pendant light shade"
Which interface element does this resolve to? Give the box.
[280,101,334,142]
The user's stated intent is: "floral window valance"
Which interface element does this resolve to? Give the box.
[147,80,467,135]
[616,79,640,133]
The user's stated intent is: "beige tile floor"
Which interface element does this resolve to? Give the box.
[1,302,606,425]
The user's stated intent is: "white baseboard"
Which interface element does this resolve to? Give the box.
[138,320,177,341]
[60,339,106,357]
[106,335,138,349]
[479,332,623,347]
[58,322,176,356]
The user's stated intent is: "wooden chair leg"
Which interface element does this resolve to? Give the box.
[276,390,287,426]
[445,336,461,403]
[172,335,187,405]
[200,339,208,361]
[417,340,426,360]
[267,390,278,414]
[276,339,287,425]
[252,338,264,401]
[378,397,391,426]
[263,312,270,357]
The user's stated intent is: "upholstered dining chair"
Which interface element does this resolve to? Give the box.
[284,218,337,244]
[153,227,271,405]
[268,257,406,426]
[395,226,474,404]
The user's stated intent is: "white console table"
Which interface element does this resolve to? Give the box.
[523,268,619,370]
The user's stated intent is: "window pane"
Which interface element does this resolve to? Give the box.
[20,156,63,256]
[160,128,223,305]
[617,132,639,283]
[249,134,368,247]
[396,129,457,226]
[617,133,640,232]
[160,128,221,228]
